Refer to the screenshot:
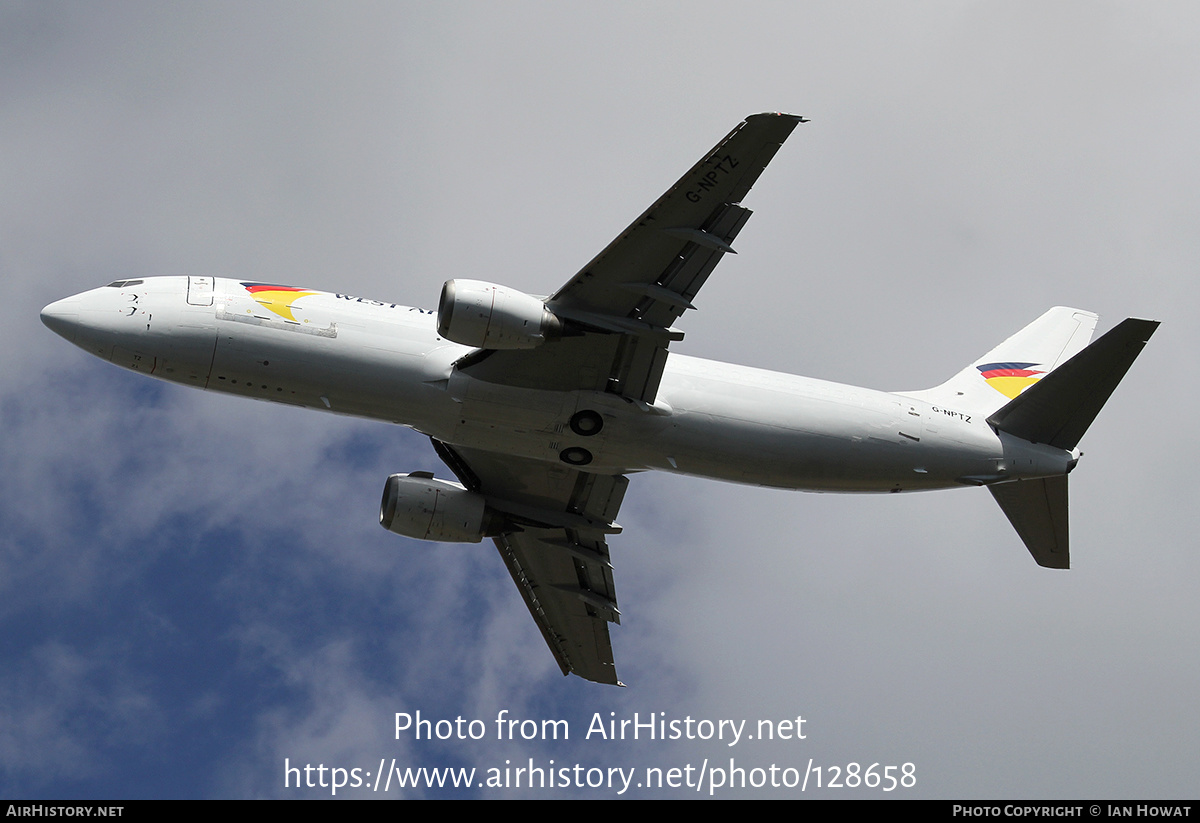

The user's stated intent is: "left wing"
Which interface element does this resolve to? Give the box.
[433,439,628,685]
[456,112,804,404]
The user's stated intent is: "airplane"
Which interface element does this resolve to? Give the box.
[40,113,1157,686]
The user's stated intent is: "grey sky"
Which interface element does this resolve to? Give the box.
[2,2,1196,798]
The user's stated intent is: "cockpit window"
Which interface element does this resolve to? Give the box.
[105,280,143,288]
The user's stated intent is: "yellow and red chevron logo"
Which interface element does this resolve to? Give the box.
[977,362,1045,399]
[241,282,316,321]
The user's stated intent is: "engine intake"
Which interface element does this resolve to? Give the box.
[379,472,500,543]
[437,279,561,349]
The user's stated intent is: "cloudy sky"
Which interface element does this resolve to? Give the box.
[2,1,1197,799]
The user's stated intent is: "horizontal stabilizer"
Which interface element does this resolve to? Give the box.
[987,318,1159,450]
[990,476,1070,569]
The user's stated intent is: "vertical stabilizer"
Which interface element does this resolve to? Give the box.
[903,307,1098,416]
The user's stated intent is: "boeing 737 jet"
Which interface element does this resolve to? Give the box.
[41,113,1157,685]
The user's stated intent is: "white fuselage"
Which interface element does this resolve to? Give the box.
[41,276,1071,492]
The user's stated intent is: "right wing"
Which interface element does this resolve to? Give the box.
[433,439,628,685]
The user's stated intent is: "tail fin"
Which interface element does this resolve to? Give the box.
[904,309,1157,569]
[987,317,1158,569]
[903,307,1098,416]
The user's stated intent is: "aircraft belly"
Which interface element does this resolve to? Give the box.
[651,360,1003,491]
[210,321,455,422]
[422,357,1011,486]
[436,373,623,467]
[647,412,936,490]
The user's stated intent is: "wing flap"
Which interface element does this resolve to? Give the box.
[495,528,621,684]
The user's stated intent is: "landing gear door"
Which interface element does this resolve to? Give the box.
[187,276,214,307]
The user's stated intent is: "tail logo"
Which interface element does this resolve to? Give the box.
[241,282,317,322]
[977,362,1045,399]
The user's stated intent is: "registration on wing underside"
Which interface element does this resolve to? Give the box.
[463,115,803,408]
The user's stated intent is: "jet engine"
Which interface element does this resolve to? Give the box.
[379,472,500,543]
[437,279,562,349]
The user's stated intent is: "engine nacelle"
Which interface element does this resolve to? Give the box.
[437,279,561,349]
[379,473,496,543]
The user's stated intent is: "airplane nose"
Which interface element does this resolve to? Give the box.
[40,297,81,343]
